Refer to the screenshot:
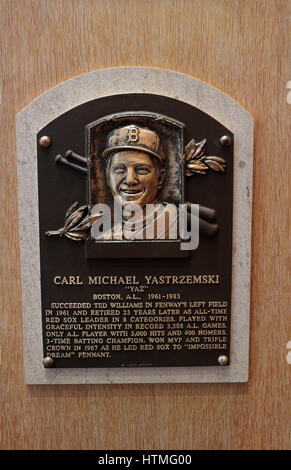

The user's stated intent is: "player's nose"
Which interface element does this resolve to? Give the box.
[125,168,138,185]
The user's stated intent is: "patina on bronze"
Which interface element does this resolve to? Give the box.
[38,93,233,369]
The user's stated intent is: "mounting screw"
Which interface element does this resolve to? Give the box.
[218,355,228,366]
[39,135,52,148]
[219,135,232,147]
[43,356,54,368]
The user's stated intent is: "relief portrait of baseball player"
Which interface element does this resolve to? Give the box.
[94,124,179,241]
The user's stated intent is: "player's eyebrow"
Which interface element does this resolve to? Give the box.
[111,163,126,168]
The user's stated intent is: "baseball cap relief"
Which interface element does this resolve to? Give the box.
[102,125,165,165]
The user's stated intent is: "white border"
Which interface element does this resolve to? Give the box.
[16,67,253,384]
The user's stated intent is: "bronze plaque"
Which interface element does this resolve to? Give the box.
[38,94,233,368]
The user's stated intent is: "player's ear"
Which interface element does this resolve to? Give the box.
[158,169,166,189]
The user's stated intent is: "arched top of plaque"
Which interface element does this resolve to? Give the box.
[17,67,253,384]
[17,66,253,135]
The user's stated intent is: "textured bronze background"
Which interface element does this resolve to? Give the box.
[0,0,290,450]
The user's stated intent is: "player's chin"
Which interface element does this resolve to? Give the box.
[122,198,148,208]
[120,191,147,207]
[122,198,145,207]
